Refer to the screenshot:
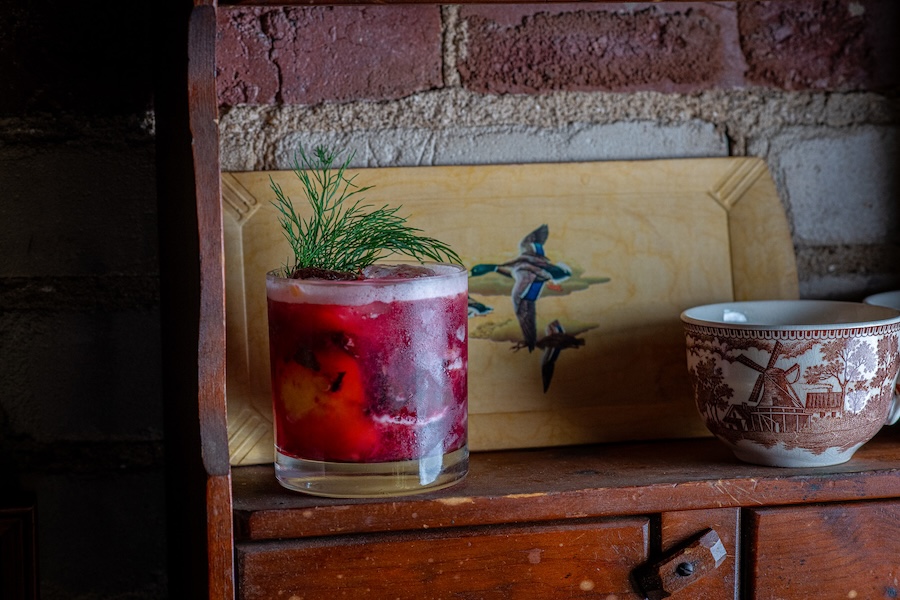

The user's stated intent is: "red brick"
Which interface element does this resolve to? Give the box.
[457,3,743,95]
[738,0,897,91]
[216,6,442,106]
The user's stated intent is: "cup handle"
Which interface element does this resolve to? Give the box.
[887,380,900,426]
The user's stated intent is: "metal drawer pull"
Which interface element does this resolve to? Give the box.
[633,528,726,599]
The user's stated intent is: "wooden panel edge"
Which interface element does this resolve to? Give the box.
[724,158,799,301]
[207,474,236,600]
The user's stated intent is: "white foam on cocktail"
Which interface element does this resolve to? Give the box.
[267,264,467,306]
[370,405,449,426]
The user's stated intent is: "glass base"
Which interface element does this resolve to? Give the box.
[274,446,469,498]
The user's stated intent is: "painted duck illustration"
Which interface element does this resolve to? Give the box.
[467,296,493,318]
[471,224,572,351]
[512,319,585,392]
[471,224,572,352]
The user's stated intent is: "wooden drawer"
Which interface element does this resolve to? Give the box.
[746,500,900,599]
[238,517,650,599]
[660,508,739,600]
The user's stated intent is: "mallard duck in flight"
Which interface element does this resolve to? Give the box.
[470,224,571,351]
[537,319,584,393]
[512,319,585,392]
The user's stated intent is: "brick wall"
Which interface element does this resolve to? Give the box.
[217,2,897,101]
[219,0,900,298]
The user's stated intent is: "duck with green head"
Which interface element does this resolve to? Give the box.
[470,224,571,351]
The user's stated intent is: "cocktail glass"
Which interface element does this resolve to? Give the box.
[266,262,468,497]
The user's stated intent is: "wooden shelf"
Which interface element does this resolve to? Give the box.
[233,431,900,543]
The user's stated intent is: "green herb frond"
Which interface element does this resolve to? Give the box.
[271,145,461,277]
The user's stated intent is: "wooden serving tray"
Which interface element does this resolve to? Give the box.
[222,158,798,465]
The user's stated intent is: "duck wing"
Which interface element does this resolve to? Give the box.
[515,297,538,352]
[510,268,540,351]
[519,224,549,256]
[540,321,564,392]
[541,346,560,393]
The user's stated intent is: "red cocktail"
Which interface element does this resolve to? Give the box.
[266,263,468,496]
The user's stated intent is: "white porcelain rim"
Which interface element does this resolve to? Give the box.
[681,299,900,331]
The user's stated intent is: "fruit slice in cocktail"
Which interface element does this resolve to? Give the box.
[266,263,468,497]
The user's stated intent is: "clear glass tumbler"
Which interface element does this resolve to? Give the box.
[266,262,468,497]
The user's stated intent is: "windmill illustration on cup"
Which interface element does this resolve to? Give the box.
[730,341,808,433]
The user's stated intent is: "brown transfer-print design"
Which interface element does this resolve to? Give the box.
[684,324,900,455]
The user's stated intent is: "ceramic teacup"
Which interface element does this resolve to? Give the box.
[864,290,900,426]
[681,300,900,467]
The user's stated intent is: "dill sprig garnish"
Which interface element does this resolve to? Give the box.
[271,145,462,278]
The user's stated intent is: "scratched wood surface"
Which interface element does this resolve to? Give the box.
[746,500,900,599]
[237,518,651,600]
[222,158,798,464]
[231,431,900,542]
